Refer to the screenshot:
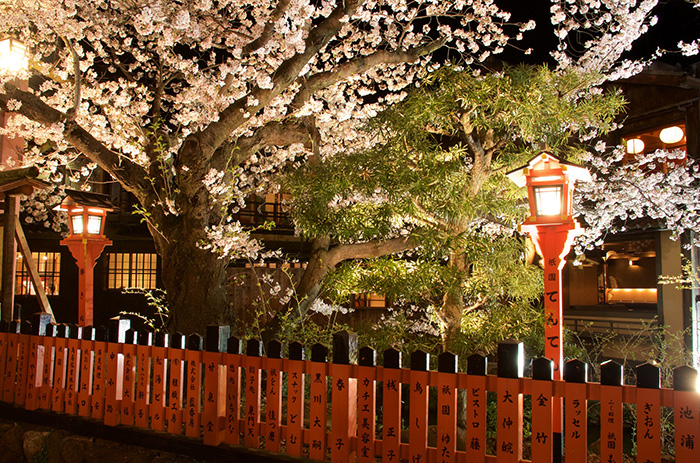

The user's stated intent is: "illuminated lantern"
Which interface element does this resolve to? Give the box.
[56,190,114,326]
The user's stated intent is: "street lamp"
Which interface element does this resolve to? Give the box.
[56,190,114,326]
[0,38,27,74]
[507,151,591,462]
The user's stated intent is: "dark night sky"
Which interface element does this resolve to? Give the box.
[485,0,700,69]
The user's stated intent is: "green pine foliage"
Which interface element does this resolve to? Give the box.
[282,64,625,352]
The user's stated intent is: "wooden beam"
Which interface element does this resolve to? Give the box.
[1,196,17,321]
[14,222,55,323]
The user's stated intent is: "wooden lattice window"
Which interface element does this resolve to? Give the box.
[106,253,158,290]
[15,252,61,296]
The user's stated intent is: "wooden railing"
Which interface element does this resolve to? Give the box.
[1,313,699,463]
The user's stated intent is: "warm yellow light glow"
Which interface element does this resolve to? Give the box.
[87,215,102,234]
[626,138,645,154]
[71,215,83,234]
[533,185,563,216]
[659,126,684,144]
[0,38,27,74]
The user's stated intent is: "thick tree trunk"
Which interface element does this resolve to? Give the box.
[438,251,467,351]
[157,237,231,336]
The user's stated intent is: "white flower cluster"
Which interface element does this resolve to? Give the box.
[200,221,263,259]
[308,299,354,316]
[576,147,700,253]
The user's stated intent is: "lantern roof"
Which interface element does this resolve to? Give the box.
[506,151,592,188]
[61,189,115,211]
[0,166,51,198]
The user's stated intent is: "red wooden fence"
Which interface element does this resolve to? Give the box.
[1,314,699,463]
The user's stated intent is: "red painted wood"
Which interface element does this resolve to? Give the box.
[408,369,429,463]
[330,363,356,462]
[0,330,8,394]
[91,339,107,419]
[120,342,137,426]
[264,357,283,453]
[674,390,700,460]
[77,336,94,417]
[202,351,226,446]
[2,331,18,403]
[284,359,304,457]
[600,385,623,463]
[382,367,402,463]
[14,331,30,406]
[564,383,587,463]
[150,345,167,430]
[103,341,122,426]
[166,349,185,435]
[437,371,457,463]
[134,343,152,428]
[531,379,553,463]
[357,365,376,463]
[636,390,661,463]
[243,355,262,448]
[63,337,80,414]
[24,335,42,410]
[184,349,202,438]
[466,374,487,461]
[307,360,327,460]
[496,377,523,462]
[50,335,68,413]
[39,334,54,410]
[224,351,242,446]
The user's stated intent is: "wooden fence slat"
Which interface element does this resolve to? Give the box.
[285,342,304,458]
[134,331,153,428]
[2,323,19,403]
[184,334,203,438]
[264,340,284,453]
[382,348,402,463]
[39,326,56,410]
[24,333,42,410]
[0,323,9,396]
[531,358,554,463]
[330,363,356,462]
[244,339,263,449]
[120,331,137,426]
[91,328,107,420]
[564,360,588,463]
[202,349,225,446]
[202,326,229,447]
[496,342,524,463]
[51,326,69,413]
[437,353,458,463]
[14,323,31,406]
[674,367,700,461]
[104,319,130,426]
[167,334,186,435]
[308,344,328,461]
[64,327,81,415]
[409,351,429,463]
[77,327,95,417]
[224,337,242,446]
[466,354,487,462]
[150,332,168,431]
[637,363,662,463]
[357,348,377,463]
[600,361,624,463]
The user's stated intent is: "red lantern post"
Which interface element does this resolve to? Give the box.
[57,191,113,326]
[507,152,591,462]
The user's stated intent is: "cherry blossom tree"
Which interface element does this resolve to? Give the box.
[0,0,659,334]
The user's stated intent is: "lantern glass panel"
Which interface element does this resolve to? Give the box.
[71,215,83,234]
[533,185,563,216]
[87,215,102,235]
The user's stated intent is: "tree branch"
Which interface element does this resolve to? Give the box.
[0,83,149,195]
[290,39,446,111]
[197,0,360,164]
[242,0,292,57]
[234,120,314,164]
